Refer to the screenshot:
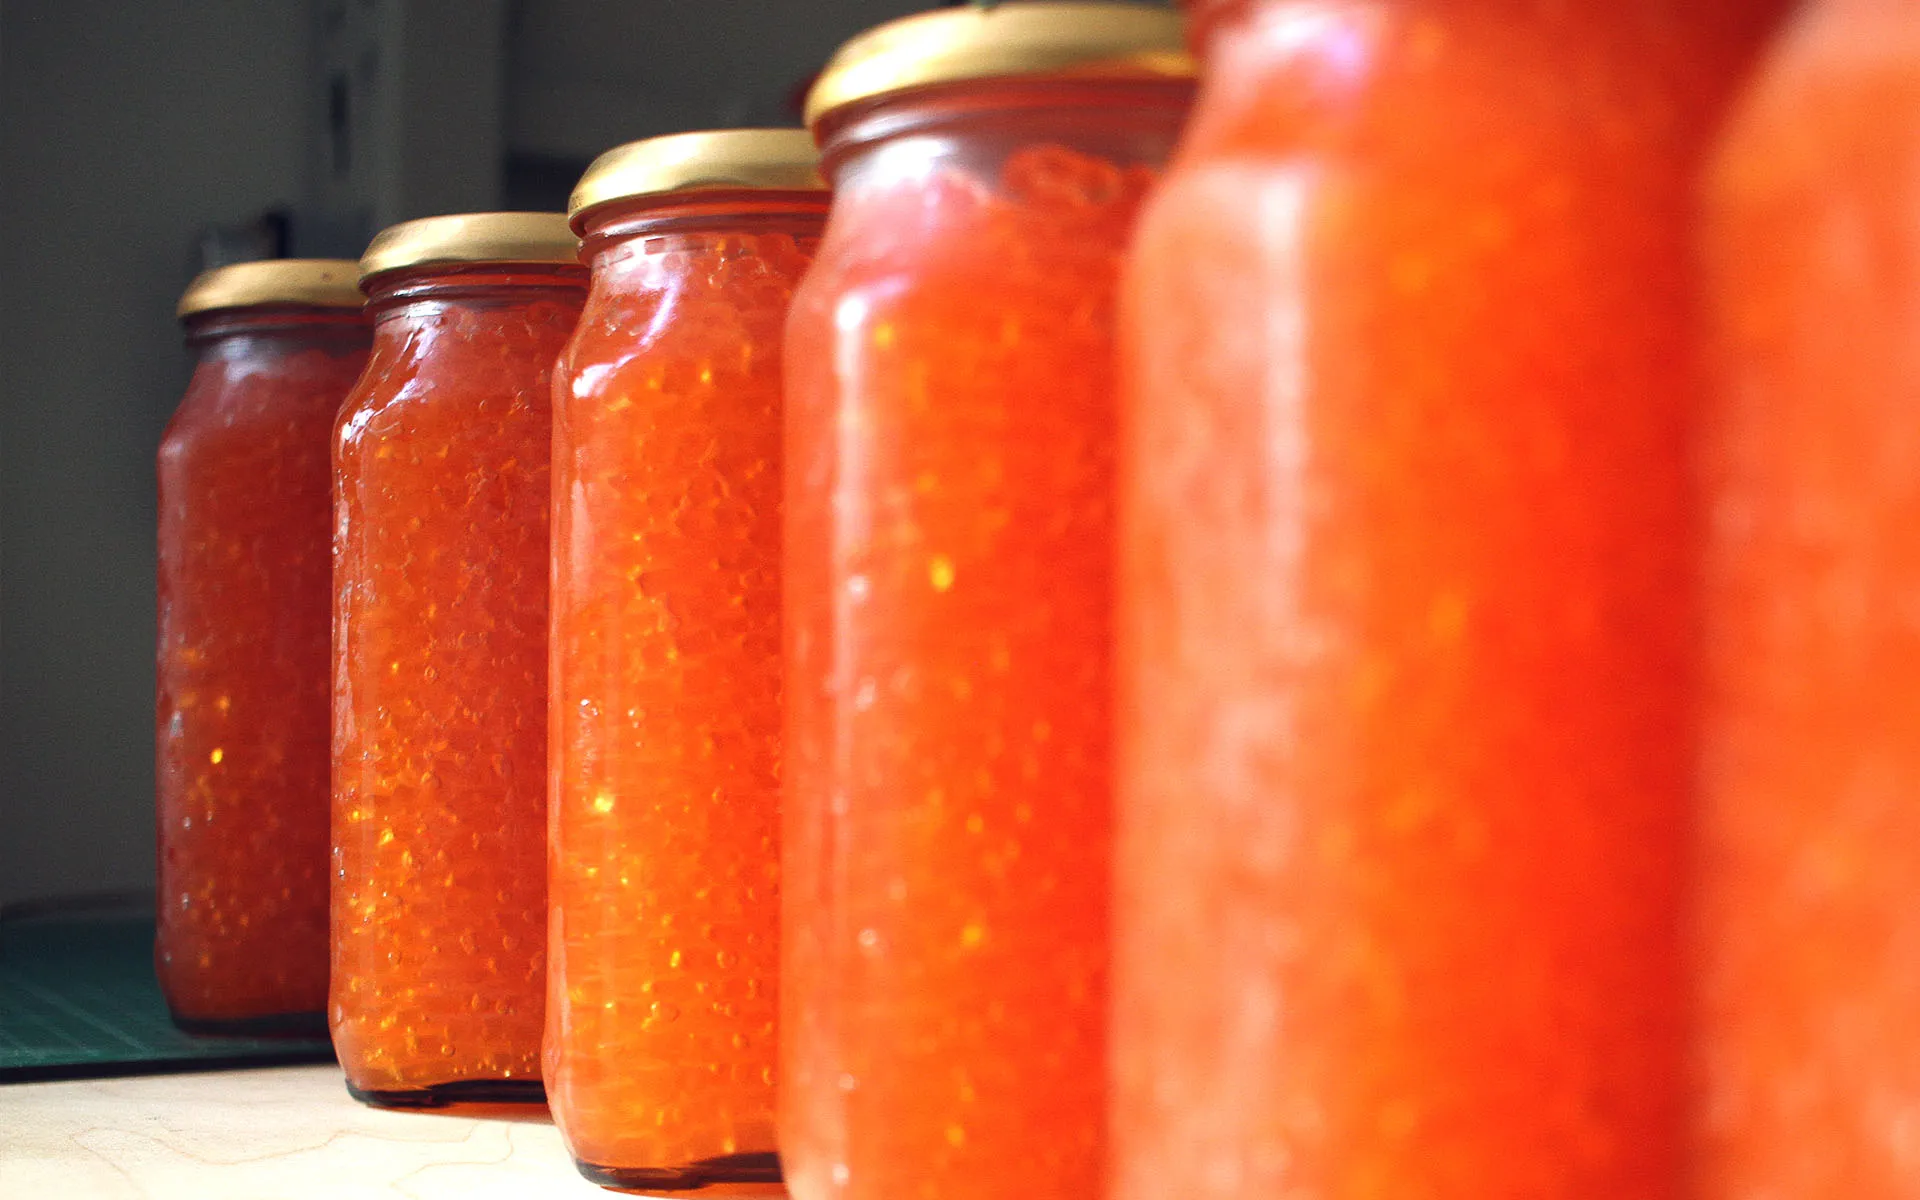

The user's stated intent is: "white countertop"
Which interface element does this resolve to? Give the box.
[0,1064,617,1199]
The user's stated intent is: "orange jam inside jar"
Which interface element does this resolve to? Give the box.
[546,130,827,1193]
[1110,1,1786,1198]
[157,261,369,1035]
[1698,3,1920,1195]
[781,9,1192,1199]
[331,214,584,1107]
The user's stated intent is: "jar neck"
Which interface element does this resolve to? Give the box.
[183,307,369,355]
[361,263,588,320]
[577,193,830,267]
[819,78,1194,192]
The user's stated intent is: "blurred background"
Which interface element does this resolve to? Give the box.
[0,0,996,908]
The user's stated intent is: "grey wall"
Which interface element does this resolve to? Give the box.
[0,0,518,908]
[0,0,972,908]
[1,2,311,906]
[504,0,926,162]
[314,0,509,250]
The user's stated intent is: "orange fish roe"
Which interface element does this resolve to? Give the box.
[157,264,367,1034]
[782,16,1190,1191]
[331,216,583,1106]
[1697,3,1920,1195]
[546,131,825,1194]
[1111,2,1784,1198]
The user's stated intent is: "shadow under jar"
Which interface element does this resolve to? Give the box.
[545,129,827,1194]
[330,214,585,1108]
[780,7,1193,1200]
[157,261,369,1037]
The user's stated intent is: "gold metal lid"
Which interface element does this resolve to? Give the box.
[805,2,1193,129]
[358,212,580,283]
[176,259,364,319]
[568,129,827,229]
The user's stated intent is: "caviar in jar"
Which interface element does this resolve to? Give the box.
[781,9,1192,1199]
[1110,1,1786,1197]
[331,214,584,1106]
[546,130,826,1192]
[1698,2,1920,1194]
[157,261,368,1034]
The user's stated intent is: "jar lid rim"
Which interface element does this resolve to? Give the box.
[359,213,579,283]
[176,259,364,319]
[568,129,827,230]
[805,2,1193,130]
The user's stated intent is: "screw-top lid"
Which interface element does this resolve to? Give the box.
[176,259,364,319]
[805,2,1193,130]
[358,212,580,284]
[568,129,827,232]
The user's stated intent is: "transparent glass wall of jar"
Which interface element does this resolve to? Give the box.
[1697,2,1920,1195]
[782,7,1193,1198]
[331,214,584,1107]
[1111,1,1788,1196]
[546,129,826,1193]
[158,260,368,1036]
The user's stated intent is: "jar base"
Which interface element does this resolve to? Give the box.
[345,1078,547,1108]
[169,1010,329,1039]
[575,1151,783,1194]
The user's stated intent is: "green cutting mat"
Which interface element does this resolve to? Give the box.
[0,903,336,1082]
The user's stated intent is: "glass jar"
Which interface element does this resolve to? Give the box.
[1698,2,1920,1194]
[157,260,369,1035]
[546,129,827,1192]
[331,213,585,1106]
[1111,1,1786,1196]
[782,8,1192,1199]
